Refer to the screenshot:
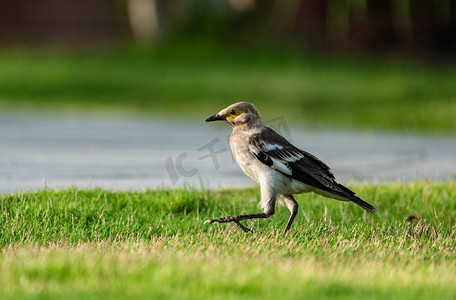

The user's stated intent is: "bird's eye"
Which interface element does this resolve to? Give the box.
[230,110,236,115]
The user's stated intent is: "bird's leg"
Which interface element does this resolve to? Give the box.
[234,220,252,233]
[204,212,272,232]
[205,196,276,233]
[283,211,297,235]
[205,212,270,223]
[283,195,299,236]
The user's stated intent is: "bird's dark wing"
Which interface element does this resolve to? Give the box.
[248,127,335,184]
[248,127,376,214]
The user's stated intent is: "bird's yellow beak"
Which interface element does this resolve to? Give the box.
[205,114,226,122]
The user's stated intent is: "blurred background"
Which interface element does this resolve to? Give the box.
[1,0,455,191]
[1,0,456,129]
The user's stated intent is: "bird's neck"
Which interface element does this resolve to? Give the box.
[232,118,265,131]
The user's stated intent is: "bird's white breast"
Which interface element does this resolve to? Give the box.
[230,129,265,183]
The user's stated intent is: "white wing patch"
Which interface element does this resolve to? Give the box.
[270,157,292,175]
[283,149,304,162]
[262,143,283,151]
[258,142,303,161]
[265,143,304,163]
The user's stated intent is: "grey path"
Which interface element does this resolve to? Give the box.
[1,114,455,194]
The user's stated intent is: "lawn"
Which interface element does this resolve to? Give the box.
[1,182,455,299]
[1,41,456,132]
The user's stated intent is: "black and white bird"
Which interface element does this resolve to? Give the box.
[204,102,376,234]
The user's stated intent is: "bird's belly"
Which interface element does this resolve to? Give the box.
[284,179,312,194]
[236,155,262,183]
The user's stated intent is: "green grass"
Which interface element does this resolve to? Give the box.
[1,182,456,299]
[1,41,456,132]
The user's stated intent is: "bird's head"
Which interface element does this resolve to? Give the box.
[205,102,262,127]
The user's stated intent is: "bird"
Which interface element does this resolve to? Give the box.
[204,102,376,235]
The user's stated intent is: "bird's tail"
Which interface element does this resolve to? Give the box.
[349,195,377,214]
[332,182,377,214]
[315,182,377,215]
